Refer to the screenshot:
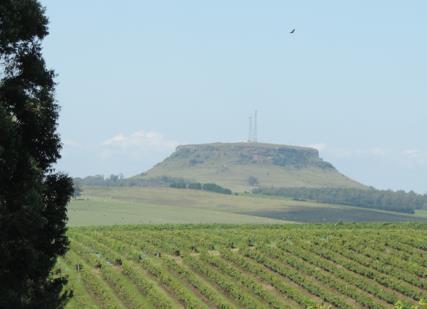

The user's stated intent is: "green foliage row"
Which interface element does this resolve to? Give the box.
[60,224,427,308]
[74,175,187,187]
[262,244,382,308]
[275,240,397,306]
[243,249,352,309]
[162,257,234,308]
[170,182,233,194]
[184,255,264,308]
[326,240,425,289]
[63,250,123,309]
[219,248,317,307]
[200,253,288,308]
[75,175,233,195]
[253,187,427,213]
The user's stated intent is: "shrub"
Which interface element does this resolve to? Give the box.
[202,183,232,195]
[188,182,202,190]
[248,176,259,186]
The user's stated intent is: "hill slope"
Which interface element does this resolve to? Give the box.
[137,142,364,192]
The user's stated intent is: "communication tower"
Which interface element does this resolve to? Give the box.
[253,110,258,143]
[248,116,253,142]
[247,110,258,143]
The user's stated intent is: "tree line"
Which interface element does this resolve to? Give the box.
[74,175,185,187]
[170,182,233,195]
[253,187,427,213]
[74,175,233,195]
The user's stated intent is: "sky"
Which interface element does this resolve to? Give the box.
[39,0,427,193]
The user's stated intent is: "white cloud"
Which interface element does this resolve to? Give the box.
[100,130,179,159]
[402,149,427,167]
[102,130,177,149]
[403,149,425,158]
[58,130,179,177]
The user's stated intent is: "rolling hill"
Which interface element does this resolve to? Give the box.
[68,187,427,226]
[135,142,365,192]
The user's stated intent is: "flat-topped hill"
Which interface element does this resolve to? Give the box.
[173,143,332,169]
[137,142,364,192]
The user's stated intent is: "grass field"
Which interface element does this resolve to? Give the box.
[67,187,427,226]
[61,224,427,308]
[415,210,427,218]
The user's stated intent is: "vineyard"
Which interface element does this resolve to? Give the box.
[60,224,427,308]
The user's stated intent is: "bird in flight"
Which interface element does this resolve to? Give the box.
[290,29,295,34]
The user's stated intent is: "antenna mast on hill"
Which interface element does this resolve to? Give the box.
[248,116,253,142]
[247,110,258,143]
[254,110,258,143]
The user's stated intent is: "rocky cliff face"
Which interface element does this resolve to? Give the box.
[170,143,334,169]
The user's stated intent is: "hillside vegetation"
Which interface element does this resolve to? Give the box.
[67,187,427,226]
[61,224,427,308]
[254,187,427,214]
[135,143,364,192]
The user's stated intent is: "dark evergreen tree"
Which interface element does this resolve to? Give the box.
[0,1,74,307]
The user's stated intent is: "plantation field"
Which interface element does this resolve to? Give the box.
[60,224,427,308]
[67,187,427,226]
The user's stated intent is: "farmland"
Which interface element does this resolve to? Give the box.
[67,187,427,226]
[61,224,427,308]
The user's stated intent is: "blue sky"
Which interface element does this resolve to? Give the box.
[40,0,427,193]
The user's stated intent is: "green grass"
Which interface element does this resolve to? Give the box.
[414,209,427,218]
[143,164,362,192]
[67,187,427,226]
[68,187,290,226]
[61,224,427,308]
[137,142,365,192]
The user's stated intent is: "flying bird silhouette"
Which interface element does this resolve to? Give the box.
[290,29,295,34]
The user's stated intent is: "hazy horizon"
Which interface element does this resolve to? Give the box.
[40,0,427,193]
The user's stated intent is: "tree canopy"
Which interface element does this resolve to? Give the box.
[0,1,73,307]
